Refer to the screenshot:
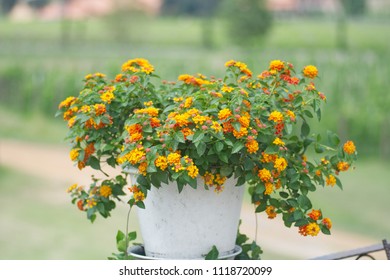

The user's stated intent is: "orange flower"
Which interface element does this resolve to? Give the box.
[337,161,350,172]
[322,218,332,230]
[326,174,336,187]
[269,60,284,72]
[218,108,232,120]
[266,205,277,219]
[258,168,271,183]
[343,141,356,155]
[308,209,322,221]
[246,139,259,154]
[268,111,284,123]
[303,65,318,79]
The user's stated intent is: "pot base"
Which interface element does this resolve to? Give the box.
[128,244,242,260]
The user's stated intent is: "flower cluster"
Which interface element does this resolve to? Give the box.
[58,58,357,236]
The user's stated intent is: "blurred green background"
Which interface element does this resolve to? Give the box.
[1,0,389,259]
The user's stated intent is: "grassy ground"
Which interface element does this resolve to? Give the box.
[0,165,139,260]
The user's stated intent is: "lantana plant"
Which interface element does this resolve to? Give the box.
[58,58,357,237]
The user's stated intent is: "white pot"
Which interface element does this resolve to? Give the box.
[131,173,244,259]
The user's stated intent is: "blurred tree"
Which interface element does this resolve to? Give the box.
[0,0,17,14]
[220,0,272,45]
[340,0,367,16]
[27,0,50,9]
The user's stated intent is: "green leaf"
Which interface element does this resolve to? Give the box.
[214,142,224,152]
[232,141,245,154]
[174,131,186,143]
[279,191,289,199]
[297,195,312,210]
[236,176,246,187]
[218,152,229,163]
[192,130,204,143]
[220,166,233,177]
[117,240,127,253]
[320,225,331,235]
[151,173,162,187]
[232,122,241,132]
[128,231,137,242]
[116,230,125,243]
[285,123,293,134]
[314,143,325,153]
[327,130,340,147]
[136,175,149,188]
[136,201,145,209]
[88,156,101,170]
[301,121,310,137]
[336,177,343,190]
[303,110,313,118]
[196,141,207,156]
[205,245,219,260]
[107,156,117,168]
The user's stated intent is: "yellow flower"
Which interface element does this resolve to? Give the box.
[172,113,191,127]
[86,198,97,208]
[67,183,78,193]
[173,97,184,103]
[203,172,215,186]
[268,111,284,123]
[233,127,248,139]
[343,141,356,155]
[100,185,112,198]
[58,96,76,109]
[134,107,159,117]
[100,90,115,104]
[122,58,154,74]
[127,148,146,165]
[211,121,222,132]
[321,158,329,165]
[167,152,181,165]
[264,182,274,195]
[69,149,79,161]
[245,139,259,154]
[68,116,77,128]
[238,115,250,128]
[261,152,278,163]
[218,108,232,120]
[326,174,336,187]
[286,110,296,121]
[155,156,168,171]
[138,162,148,176]
[184,97,193,108]
[214,174,226,186]
[337,161,350,172]
[303,65,318,79]
[273,137,285,146]
[305,222,320,236]
[221,85,234,93]
[274,157,288,172]
[134,191,145,202]
[269,60,284,71]
[192,114,207,125]
[187,164,199,179]
[258,168,271,183]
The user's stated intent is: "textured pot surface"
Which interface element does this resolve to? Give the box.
[135,176,245,259]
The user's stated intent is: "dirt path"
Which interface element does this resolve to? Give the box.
[0,138,382,259]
